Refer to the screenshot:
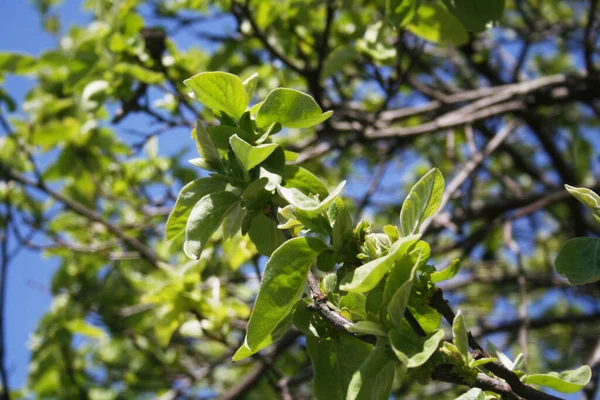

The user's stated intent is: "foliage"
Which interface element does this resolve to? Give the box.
[0,0,599,399]
[167,71,591,399]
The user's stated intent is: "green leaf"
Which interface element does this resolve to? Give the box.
[165,177,227,241]
[455,388,485,400]
[347,321,387,337]
[442,0,504,33]
[339,292,367,320]
[114,63,164,84]
[184,71,249,119]
[281,165,330,199]
[347,345,397,400]
[389,329,444,368]
[409,304,441,334]
[293,300,328,337]
[316,250,336,272]
[222,203,245,239]
[524,366,591,394]
[332,198,355,262]
[233,313,293,361]
[487,341,515,370]
[81,80,109,111]
[387,0,419,27]
[256,88,333,129]
[408,3,469,45]
[555,237,600,285]
[184,191,240,259]
[400,168,445,236]
[383,241,429,306]
[277,181,346,215]
[65,319,105,339]
[307,335,371,400]
[340,234,420,293]
[229,134,278,171]
[248,213,285,256]
[452,310,469,364]
[241,178,269,201]
[322,46,358,78]
[0,52,37,74]
[469,357,497,368]
[242,72,259,100]
[387,278,414,329]
[206,126,253,150]
[244,237,328,350]
[565,184,600,224]
[431,259,461,283]
[191,121,225,172]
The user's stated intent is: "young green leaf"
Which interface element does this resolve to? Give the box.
[321,46,358,79]
[165,177,227,241]
[339,292,367,320]
[332,198,355,262]
[469,357,497,368]
[430,259,461,283]
[281,165,330,199]
[247,213,285,256]
[316,249,336,272]
[386,0,419,27]
[229,134,278,171]
[206,125,253,150]
[307,335,371,400]
[524,366,591,394]
[347,345,397,400]
[452,310,470,365]
[387,278,414,328]
[221,202,245,239]
[565,184,600,224]
[347,321,387,337]
[383,242,429,306]
[408,3,469,45]
[256,88,333,129]
[184,71,248,119]
[258,167,282,191]
[232,313,293,361]
[293,300,328,338]
[442,0,505,33]
[487,341,515,370]
[277,181,346,215]
[389,329,444,368]
[183,191,240,259]
[0,52,37,74]
[400,168,445,236]
[340,234,420,293]
[191,121,224,173]
[242,72,258,100]
[455,388,485,400]
[244,237,328,350]
[554,237,600,285]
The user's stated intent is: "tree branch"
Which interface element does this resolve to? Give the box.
[0,165,161,268]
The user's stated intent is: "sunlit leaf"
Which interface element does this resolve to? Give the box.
[524,366,591,394]
[256,88,332,129]
[184,71,249,119]
[244,237,328,350]
[400,168,445,236]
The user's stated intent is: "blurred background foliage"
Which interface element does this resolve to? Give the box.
[0,0,599,398]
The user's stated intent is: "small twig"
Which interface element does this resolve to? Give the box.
[306,271,377,345]
[1,166,161,268]
[422,121,518,233]
[430,289,563,400]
